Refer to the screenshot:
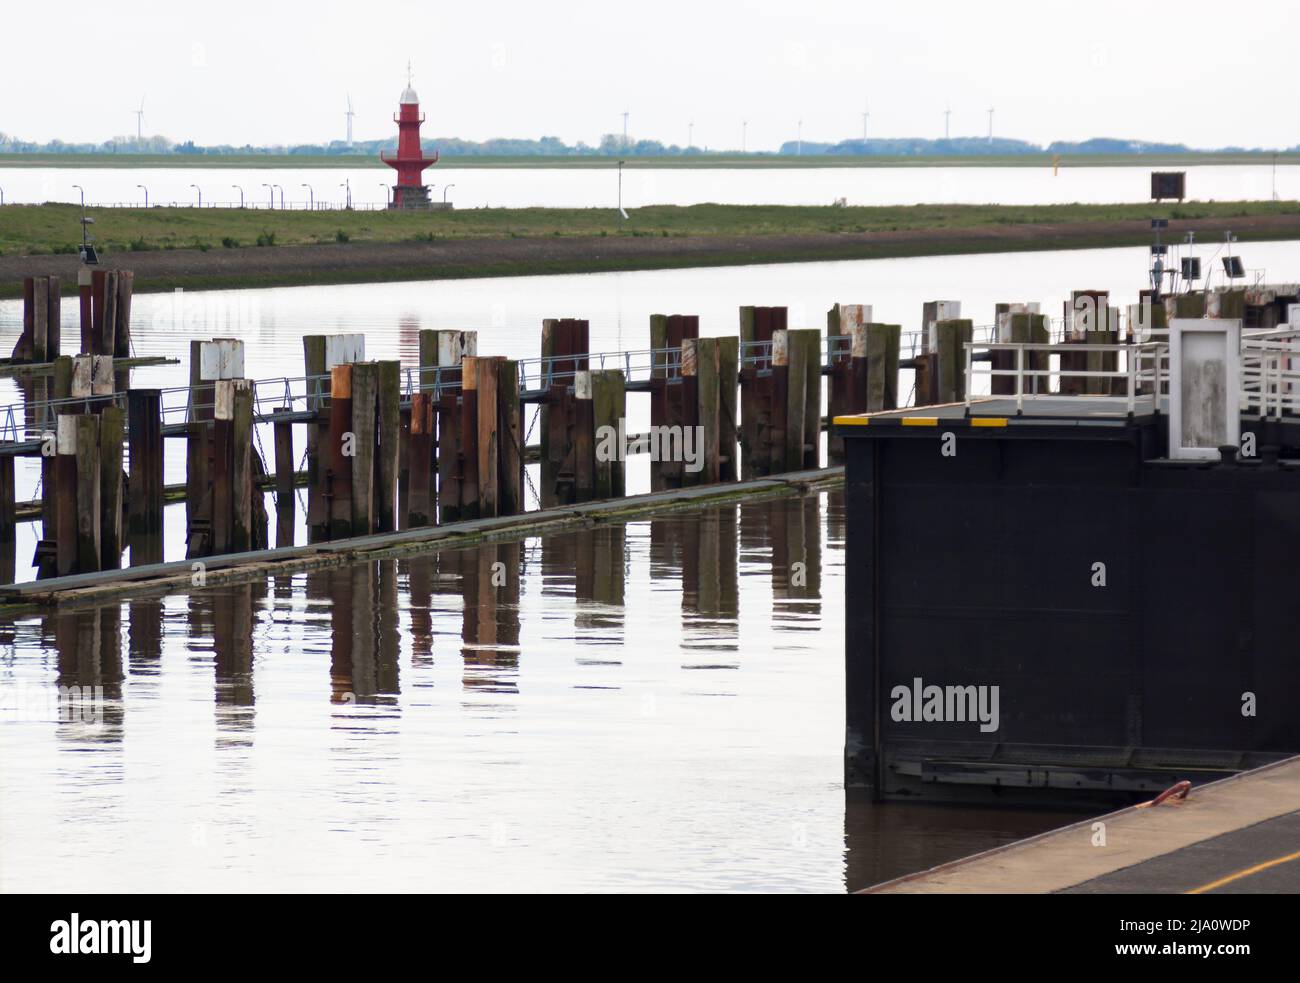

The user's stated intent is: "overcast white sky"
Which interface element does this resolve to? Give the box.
[4,0,1295,151]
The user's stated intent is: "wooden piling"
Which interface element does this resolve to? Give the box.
[649,314,669,492]
[738,305,786,479]
[55,416,78,578]
[376,360,401,534]
[231,381,254,553]
[459,356,482,520]
[421,329,475,524]
[590,368,626,498]
[350,362,378,535]
[78,269,93,355]
[74,414,102,574]
[303,335,329,541]
[770,329,791,475]
[572,369,596,502]
[329,363,354,540]
[497,359,523,516]
[407,393,434,528]
[211,382,235,555]
[114,271,133,359]
[933,319,974,405]
[98,405,125,570]
[127,390,164,539]
[717,336,739,483]
[473,356,501,519]
[272,407,295,509]
[0,451,15,558]
[690,338,721,485]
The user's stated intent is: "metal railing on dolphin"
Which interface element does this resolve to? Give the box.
[1241,339,1300,419]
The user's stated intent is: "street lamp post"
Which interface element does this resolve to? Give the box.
[339,179,352,209]
[262,183,274,209]
[137,184,149,207]
[273,185,284,210]
[442,183,454,204]
[72,184,91,254]
[379,183,389,208]
[1,187,7,205]
[190,184,202,207]
[301,183,314,210]
[232,185,245,208]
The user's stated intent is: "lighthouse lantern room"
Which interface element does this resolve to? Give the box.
[380,66,439,209]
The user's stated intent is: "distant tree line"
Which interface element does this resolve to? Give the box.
[1,130,1295,157]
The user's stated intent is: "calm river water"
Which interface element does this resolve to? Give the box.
[0,491,1078,892]
[1,162,1296,209]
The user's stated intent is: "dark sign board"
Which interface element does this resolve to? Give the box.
[1151,171,1186,201]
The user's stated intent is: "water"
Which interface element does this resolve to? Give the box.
[2,162,1296,209]
[0,491,1077,892]
[4,238,1300,581]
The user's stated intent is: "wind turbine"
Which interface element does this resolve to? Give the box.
[797,117,803,156]
[133,96,145,149]
[987,106,994,144]
[741,119,748,153]
[943,106,951,141]
[862,102,870,144]
[346,94,355,148]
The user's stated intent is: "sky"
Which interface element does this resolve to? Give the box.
[3,0,1296,151]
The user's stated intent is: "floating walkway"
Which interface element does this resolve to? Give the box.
[864,755,1300,893]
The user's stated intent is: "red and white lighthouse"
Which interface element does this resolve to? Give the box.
[380,70,438,209]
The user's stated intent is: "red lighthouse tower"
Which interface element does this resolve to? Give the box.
[381,67,438,209]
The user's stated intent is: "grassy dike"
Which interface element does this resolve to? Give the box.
[3,200,1300,298]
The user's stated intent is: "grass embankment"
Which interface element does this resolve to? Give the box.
[5,152,1300,169]
[5,200,1300,256]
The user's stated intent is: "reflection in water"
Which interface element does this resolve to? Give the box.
[3,490,1082,892]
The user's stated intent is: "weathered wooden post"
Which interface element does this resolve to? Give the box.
[932,319,974,405]
[539,319,588,506]
[272,407,295,509]
[328,363,354,540]
[77,269,94,356]
[572,369,596,501]
[770,329,792,474]
[230,381,254,553]
[717,336,739,482]
[780,328,821,471]
[407,392,435,527]
[1060,290,1107,395]
[497,359,523,516]
[98,403,125,569]
[461,355,501,519]
[590,368,626,498]
[678,337,700,488]
[738,306,786,478]
[114,271,134,359]
[11,275,61,363]
[687,338,721,485]
[376,360,401,533]
[303,335,328,540]
[0,449,15,577]
[349,361,378,534]
[74,414,102,574]
[828,303,869,461]
[421,329,475,523]
[127,389,164,540]
[55,416,79,577]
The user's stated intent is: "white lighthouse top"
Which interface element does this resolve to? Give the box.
[400,61,418,104]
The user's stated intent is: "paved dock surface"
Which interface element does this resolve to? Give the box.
[865,756,1300,894]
